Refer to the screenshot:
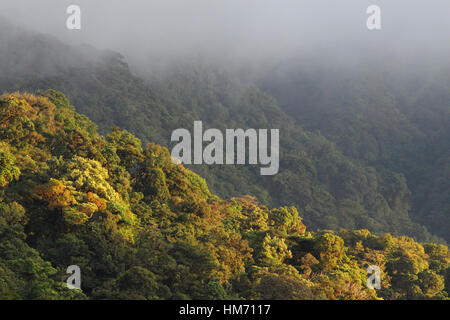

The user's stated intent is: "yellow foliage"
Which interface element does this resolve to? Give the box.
[86,192,107,211]
[34,179,76,209]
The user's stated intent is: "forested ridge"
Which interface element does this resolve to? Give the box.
[0,91,448,299]
[260,59,450,242]
[1,22,445,243]
[0,21,449,300]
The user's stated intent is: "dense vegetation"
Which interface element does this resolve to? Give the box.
[260,59,450,242]
[1,24,445,244]
[0,92,448,299]
[0,21,449,299]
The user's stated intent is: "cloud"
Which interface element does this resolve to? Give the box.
[2,0,450,68]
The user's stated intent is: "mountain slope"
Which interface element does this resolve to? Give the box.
[0,22,446,243]
[0,91,448,300]
[260,60,450,241]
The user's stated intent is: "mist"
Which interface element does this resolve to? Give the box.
[0,0,450,256]
[2,0,450,74]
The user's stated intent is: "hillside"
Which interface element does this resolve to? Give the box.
[260,59,450,241]
[0,91,448,299]
[0,22,445,244]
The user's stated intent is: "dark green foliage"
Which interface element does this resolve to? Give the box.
[2,25,446,244]
[261,61,450,242]
[0,23,448,299]
[0,92,446,300]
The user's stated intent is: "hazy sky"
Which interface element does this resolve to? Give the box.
[2,0,450,64]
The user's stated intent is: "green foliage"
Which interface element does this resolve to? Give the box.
[0,150,20,187]
[1,24,448,300]
[0,91,447,301]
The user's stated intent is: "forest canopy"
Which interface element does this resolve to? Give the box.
[0,92,448,300]
[0,20,448,300]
